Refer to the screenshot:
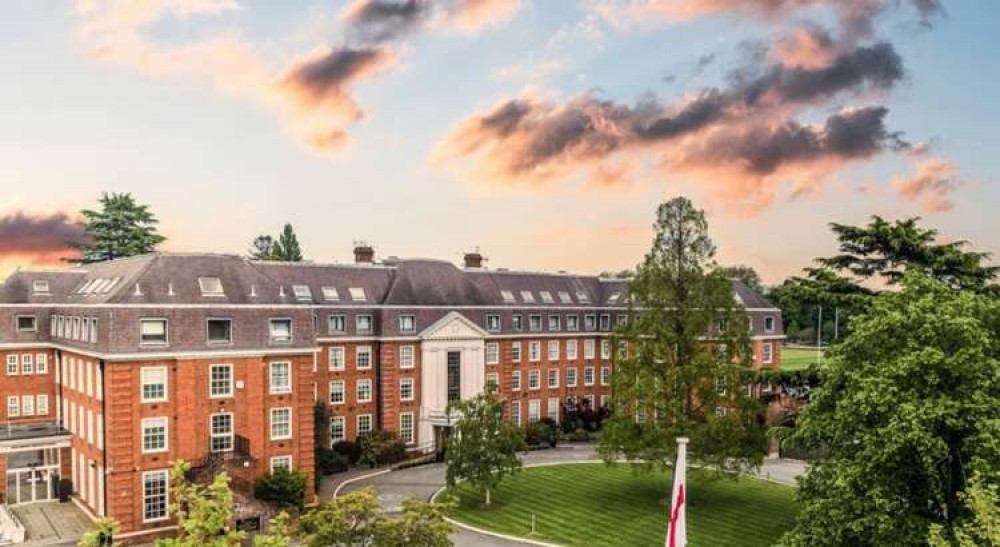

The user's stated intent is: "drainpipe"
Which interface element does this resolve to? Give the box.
[100,359,107,517]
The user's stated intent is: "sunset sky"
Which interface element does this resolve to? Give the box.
[1,0,997,283]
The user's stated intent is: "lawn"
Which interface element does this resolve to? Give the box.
[446,463,798,547]
[781,346,824,371]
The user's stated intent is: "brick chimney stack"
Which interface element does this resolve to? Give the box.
[464,250,484,269]
[354,243,374,264]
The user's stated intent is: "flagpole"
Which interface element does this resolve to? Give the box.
[666,436,688,547]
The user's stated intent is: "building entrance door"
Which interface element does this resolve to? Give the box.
[4,449,60,505]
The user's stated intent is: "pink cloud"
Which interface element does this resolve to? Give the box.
[893,157,963,213]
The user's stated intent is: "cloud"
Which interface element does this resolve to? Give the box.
[0,212,87,265]
[342,0,432,43]
[276,47,396,121]
[436,35,909,212]
[893,157,962,213]
[600,0,942,39]
[445,0,524,34]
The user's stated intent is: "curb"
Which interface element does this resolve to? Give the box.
[331,468,392,498]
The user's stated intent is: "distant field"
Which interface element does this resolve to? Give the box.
[781,347,824,371]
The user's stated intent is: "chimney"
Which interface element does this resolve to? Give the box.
[354,243,375,264]
[464,250,484,269]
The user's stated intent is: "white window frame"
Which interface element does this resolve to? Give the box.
[6,396,19,417]
[567,315,579,331]
[356,314,373,334]
[548,398,559,422]
[357,378,373,403]
[528,399,541,423]
[511,341,522,363]
[357,413,373,436]
[269,362,292,395]
[511,370,521,391]
[142,470,170,523]
[140,366,168,403]
[547,340,559,361]
[210,412,234,452]
[529,341,541,362]
[329,314,346,334]
[399,412,415,445]
[548,368,559,389]
[584,366,595,386]
[270,455,293,473]
[269,318,293,344]
[510,401,521,425]
[485,314,501,333]
[356,346,372,370]
[20,354,33,375]
[567,367,577,387]
[329,346,346,371]
[198,277,224,296]
[206,318,233,345]
[330,416,346,444]
[398,315,416,333]
[330,380,345,405]
[142,417,169,454]
[548,315,561,331]
[209,364,234,398]
[6,355,18,375]
[486,342,499,365]
[486,372,499,390]
[36,353,48,374]
[139,318,169,346]
[528,369,540,390]
[270,407,293,440]
[601,339,611,359]
[36,394,48,415]
[15,315,37,333]
[566,340,578,360]
[400,377,414,402]
[21,395,33,416]
[399,345,415,369]
[763,342,774,364]
[765,316,776,333]
[584,339,596,360]
[601,366,611,386]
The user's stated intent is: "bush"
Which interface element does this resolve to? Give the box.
[569,428,591,442]
[316,447,349,475]
[255,468,309,509]
[524,421,557,448]
[333,440,363,465]
[358,430,407,467]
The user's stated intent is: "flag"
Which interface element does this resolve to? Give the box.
[666,437,688,547]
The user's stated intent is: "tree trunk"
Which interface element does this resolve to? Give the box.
[485,487,491,507]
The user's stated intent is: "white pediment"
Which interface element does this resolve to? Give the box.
[419,311,489,341]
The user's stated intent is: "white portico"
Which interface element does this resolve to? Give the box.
[417,311,488,450]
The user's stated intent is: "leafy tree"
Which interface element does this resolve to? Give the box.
[297,487,453,547]
[254,468,309,509]
[598,197,767,473]
[375,497,454,546]
[785,320,801,342]
[929,473,1000,547]
[818,216,998,291]
[156,461,245,547]
[250,224,303,261]
[78,517,120,547]
[779,273,1000,546]
[253,513,293,547]
[716,264,764,293]
[74,192,166,263]
[249,235,277,260]
[445,385,523,506]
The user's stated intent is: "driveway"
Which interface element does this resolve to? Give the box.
[325,444,806,546]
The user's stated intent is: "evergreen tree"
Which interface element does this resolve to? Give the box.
[445,386,523,506]
[598,197,767,474]
[780,273,1000,545]
[250,224,303,262]
[75,193,166,263]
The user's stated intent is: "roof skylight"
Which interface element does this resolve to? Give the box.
[575,291,591,303]
[292,285,312,300]
[520,290,535,303]
[349,287,366,301]
[32,280,50,294]
[322,287,340,301]
[198,277,224,296]
[500,290,516,303]
[539,291,554,303]
[557,291,572,304]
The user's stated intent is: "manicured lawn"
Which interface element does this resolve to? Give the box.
[446,463,798,547]
[781,347,824,371]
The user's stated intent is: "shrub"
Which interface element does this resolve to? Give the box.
[570,428,591,442]
[524,421,557,448]
[316,447,349,475]
[359,430,407,467]
[333,440,363,465]
[255,468,309,509]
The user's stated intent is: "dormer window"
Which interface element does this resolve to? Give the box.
[16,316,37,332]
[500,290,516,304]
[198,277,224,296]
[557,291,572,304]
[540,291,554,304]
[322,287,339,301]
[356,315,373,333]
[520,291,535,303]
[292,285,312,301]
[485,314,501,332]
[140,319,168,345]
[349,287,366,301]
[269,319,293,344]
[764,316,775,333]
[399,315,416,333]
[32,280,50,294]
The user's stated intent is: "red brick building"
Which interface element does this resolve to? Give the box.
[0,249,783,539]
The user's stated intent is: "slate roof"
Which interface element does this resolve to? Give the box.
[0,252,778,309]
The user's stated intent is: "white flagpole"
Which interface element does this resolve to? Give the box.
[666,437,688,547]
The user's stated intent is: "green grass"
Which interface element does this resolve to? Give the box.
[446,463,798,547]
[781,347,824,371]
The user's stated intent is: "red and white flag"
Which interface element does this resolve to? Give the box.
[666,437,688,547]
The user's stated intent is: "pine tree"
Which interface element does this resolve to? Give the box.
[251,224,303,262]
[75,193,166,263]
[598,197,767,473]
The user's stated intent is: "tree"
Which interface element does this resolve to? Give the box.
[598,197,767,473]
[818,216,998,291]
[716,264,763,293]
[779,273,1000,545]
[445,385,523,506]
[297,487,453,547]
[253,513,293,547]
[156,461,245,547]
[249,223,303,261]
[254,468,309,509]
[78,517,120,547]
[929,473,1000,547]
[74,192,166,263]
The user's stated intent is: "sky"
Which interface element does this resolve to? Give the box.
[1,0,998,284]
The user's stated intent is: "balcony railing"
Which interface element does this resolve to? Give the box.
[0,421,69,442]
[185,435,255,485]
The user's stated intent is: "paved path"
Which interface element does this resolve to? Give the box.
[324,444,807,546]
[10,502,93,546]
